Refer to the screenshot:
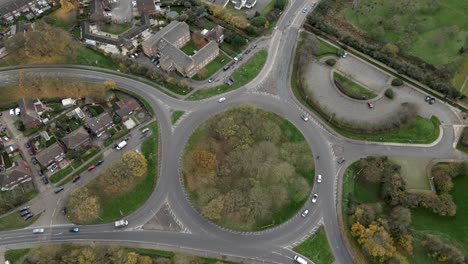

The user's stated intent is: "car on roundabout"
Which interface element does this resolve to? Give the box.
[301,209,309,217]
[317,174,322,183]
[311,194,318,203]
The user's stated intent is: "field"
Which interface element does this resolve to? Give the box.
[188,50,268,100]
[183,106,314,231]
[389,157,432,190]
[333,72,378,100]
[0,213,40,231]
[294,226,335,264]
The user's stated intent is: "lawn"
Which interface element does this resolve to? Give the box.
[91,122,158,223]
[193,53,230,80]
[343,0,468,66]
[180,40,198,56]
[171,111,185,124]
[75,47,116,69]
[0,213,40,231]
[389,157,432,190]
[5,249,30,264]
[317,39,341,57]
[49,166,73,183]
[103,137,113,147]
[294,226,335,264]
[2,152,12,169]
[333,72,378,100]
[99,22,133,35]
[452,54,468,93]
[188,50,268,100]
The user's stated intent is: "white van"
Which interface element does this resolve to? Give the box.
[116,140,127,150]
[294,255,308,264]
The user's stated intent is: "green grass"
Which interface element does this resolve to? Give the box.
[456,141,468,154]
[389,157,432,190]
[99,22,133,35]
[171,111,185,124]
[317,39,341,57]
[180,41,198,55]
[188,50,268,100]
[294,226,335,264]
[260,0,275,16]
[0,213,41,231]
[333,72,378,100]
[193,53,230,80]
[74,47,116,69]
[2,152,12,168]
[91,123,158,223]
[5,248,31,264]
[103,137,113,147]
[49,166,73,183]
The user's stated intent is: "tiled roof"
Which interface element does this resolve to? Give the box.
[35,142,64,166]
[62,126,90,150]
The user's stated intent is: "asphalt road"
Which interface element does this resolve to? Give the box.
[0,0,466,263]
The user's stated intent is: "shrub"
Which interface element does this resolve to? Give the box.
[384,88,394,99]
[326,58,336,66]
[391,78,404,86]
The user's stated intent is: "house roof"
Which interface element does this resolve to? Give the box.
[0,159,31,189]
[62,126,90,150]
[0,0,33,16]
[136,0,155,14]
[192,41,219,65]
[5,144,18,154]
[166,11,178,20]
[18,98,42,128]
[85,112,113,134]
[142,21,188,50]
[207,25,224,41]
[35,143,64,166]
[115,97,141,117]
[158,39,192,69]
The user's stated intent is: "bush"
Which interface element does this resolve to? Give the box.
[391,78,404,86]
[326,58,336,66]
[384,88,394,99]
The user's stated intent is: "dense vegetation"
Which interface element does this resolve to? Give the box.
[5,244,232,264]
[307,0,467,100]
[343,157,467,263]
[183,106,314,231]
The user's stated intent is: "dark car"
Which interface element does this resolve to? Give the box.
[54,186,64,194]
[19,206,30,212]
[429,98,436,105]
[37,170,43,176]
[95,160,104,166]
[31,157,38,165]
[19,210,30,217]
[72,175,81,183]
[25,142,31,149]
[61,207,67,215]
[23,213,33,221]
[113,144,118,149]
[337,157,346,164]
[42,177,49,184]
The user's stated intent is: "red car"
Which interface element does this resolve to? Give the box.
[72,175,81,183]
[87,165,96,172]
[367,102,374,109]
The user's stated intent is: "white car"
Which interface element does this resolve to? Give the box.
[208,78,213,83]
[311,194,318,203]
[302,7,308,13]
[33,228,45,234]
[9,109,14,115]
[218,97,226,103]
[2,136,9,141]
[342,52,349,58]
[317,174,322,183]
[301,114,309,122]
[301,209,309,217]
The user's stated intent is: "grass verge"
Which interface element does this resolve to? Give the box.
[5,248,31,264]
[188,50,268,100]
[0,213,41,231]
[171,111,185,124]
[333,72,377,100]
[49,166,73,183]
[193,53,230,80]
[294,226,335,264]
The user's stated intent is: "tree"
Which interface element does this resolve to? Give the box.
[192,150,217,170]
[202,196,225,221]
[67,187,100,223]
[433,173,454,193]
[384,89,394,99]
[382,43,399,57]
[251,16,268,28]
[104,80,116,90]
[274,0,287,10]
[422,235,465,263]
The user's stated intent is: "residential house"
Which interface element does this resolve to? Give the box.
[206,25,225,43]
[142,21,220,78]
[61,126,91,151]
[0,159,34,192]
[115,96,141,119]
[136,0,155,15]
[18,98,44,129]
[85,112,114,137]
[35,142,65,167]
[5,144,19,155]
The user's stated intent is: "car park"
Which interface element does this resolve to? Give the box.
[33,228,44,234]
[87,165,96,171]
[42,177,49,184]
[218,97,226,103]
[54,186,64,194]
[342,52,349,58]
[311,194,318,203]
[317,174,322,183]
[367,102,374,109]
[301,209,309,217]
[69,227,80,233]
[301,114,309,122]
[72,175,81,183]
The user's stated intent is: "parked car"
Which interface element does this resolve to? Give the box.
[9,109,14,115]
[208,78,213,83]
[141,128,150,134]
[244,49,251,54]
[425,96,431,102]
[337,157,346,164]
[69,227,80,233]
[429,98,436,105]
[42,177,49,184]
[19,206,30,212]
[50,164,59,173]
[367,102,374,109]
[342,52,349,58]
[294,255,308,264]
[54,186,64,194]
[317,174,322,183]
[218,97,226,103]
[72,175,81,183]
[25,142,31,149]
[31,157,38,165]
[95,160,104,166]
[23,213,33,221]
[301,209,309,217]
[311,194,318,203]
[302,7,308,13]
[252,44,257,49]
[2,136,9,141]
[19,210,30,217]
[32,228,45,234]
[87,165,96,172]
